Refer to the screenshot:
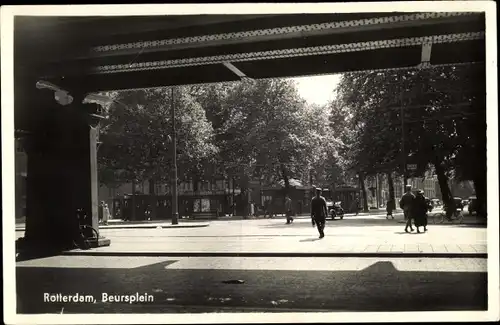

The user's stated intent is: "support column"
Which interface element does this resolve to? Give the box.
[20,89,77,252]
[17,87,110,255]
[89,126,101,236]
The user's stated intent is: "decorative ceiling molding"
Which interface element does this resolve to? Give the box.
[93,32,484,74]
[91,12,480,56]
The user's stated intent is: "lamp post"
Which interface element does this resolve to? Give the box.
[171,87,179,225]
[400,90,408,187]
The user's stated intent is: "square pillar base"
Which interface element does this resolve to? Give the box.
[87,236,111,248]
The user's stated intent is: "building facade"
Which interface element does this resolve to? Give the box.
[99,178,241,219]
[377,172,439,206]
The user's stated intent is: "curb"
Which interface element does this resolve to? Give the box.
[60,251,487,259]
[15,224,209,232]
[99,224,209,230]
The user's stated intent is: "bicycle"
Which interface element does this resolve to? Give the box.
[432,208,464,224]
[72,208,99,250]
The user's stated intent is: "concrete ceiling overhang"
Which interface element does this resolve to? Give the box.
[15,12,485,93]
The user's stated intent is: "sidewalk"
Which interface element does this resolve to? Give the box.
[15,220,209,231]
[59,217,487,258]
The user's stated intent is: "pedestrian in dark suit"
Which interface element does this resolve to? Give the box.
[311,188,328,238]
[412,190,429,233]
[386,199,395,219]
[400,185,415,233]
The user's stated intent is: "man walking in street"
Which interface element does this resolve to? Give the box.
[311,188,328,238]
[400,184,415,233]
[263,199,270,218]
[353,198,360,216]
[386,199,395,219]
[285,194,294,224]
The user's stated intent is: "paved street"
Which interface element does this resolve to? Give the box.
[16,213,486,256]
[14,212,489,313]
[16,255,487,313]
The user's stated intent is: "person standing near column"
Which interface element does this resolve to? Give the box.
[102,202,110,226]
[250,201,255,218]
[98,201,104,224]
[311,188,328,238]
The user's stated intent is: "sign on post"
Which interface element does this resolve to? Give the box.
[407,164,417,171]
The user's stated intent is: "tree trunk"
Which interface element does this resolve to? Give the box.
[473,173,487,217]
[359,172,369,212]
[241,187,249,218]
[148,178,157,220]
[238,176,250,218]
[387,171,396,210]
[280,163,291,197]
[375,174,380,208]
[131,180,137,221]
[434,161,454,210]
[232,177,236,216]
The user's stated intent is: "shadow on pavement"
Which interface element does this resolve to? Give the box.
[16,259,487,314]
[393,231,428,235]
[259,217,486,229]
[259,218,397,228]
[16,249,66,262]
[299,238,322,242]
[444,223,488,228]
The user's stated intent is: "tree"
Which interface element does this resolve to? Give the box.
[212,79,342,216]
[188,82,238,196]
[98,87,218,217]
[335,64,486,213]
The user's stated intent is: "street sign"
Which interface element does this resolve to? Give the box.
[407,164,417,171]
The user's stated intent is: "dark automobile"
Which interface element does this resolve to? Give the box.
[454,197,464,211]
[322,189,345,220]
[326,200,344,220]
[468,196,478,215]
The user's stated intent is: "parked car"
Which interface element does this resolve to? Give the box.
[322,189,345,220]
[454,197,464,211]
[468,196,478,215]
[328,201,344,220]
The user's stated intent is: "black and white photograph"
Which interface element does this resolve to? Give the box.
[2,2,498,324]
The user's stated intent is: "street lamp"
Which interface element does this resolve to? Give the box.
[171,87,179,225]
[400,89,408,187]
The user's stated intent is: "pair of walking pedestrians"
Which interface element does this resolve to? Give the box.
[400,185,429,233]
[98,201,110,225]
